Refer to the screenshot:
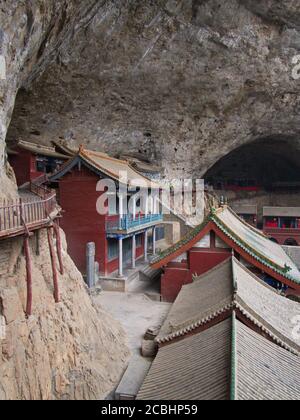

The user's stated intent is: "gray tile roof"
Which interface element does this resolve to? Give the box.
[17,140,69,159]
[232,204,257,215]
[233,259,300,353]
[236,321,300,401]
[156,258,300,354]
[263,206,300,218]
[283,246,300,270]
[138,318,300,401]
[138,319,231,400]
[156,259,233,342]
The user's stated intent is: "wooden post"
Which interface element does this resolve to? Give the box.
[47,227,60,303]
[144,230,148,262]
[118,237,124,278]
[152,227,156,256]
[24,236,32,317]
[19,198,23,226]
[35,230,40,256]
[132,235,136,269]
[53,223,64,275]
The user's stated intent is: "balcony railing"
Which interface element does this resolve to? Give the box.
[106,214,163,233]
[0,194,57,237]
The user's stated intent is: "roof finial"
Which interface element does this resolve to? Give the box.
[220,195,226,207]
[79,144,85,154]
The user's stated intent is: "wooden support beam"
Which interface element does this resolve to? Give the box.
[24,236,32,317]
[35,230,40,256]
[53,223,64,275]
[47,227,60,303]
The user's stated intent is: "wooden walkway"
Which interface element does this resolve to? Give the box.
[0,177,63,316]
[0,180,58,240]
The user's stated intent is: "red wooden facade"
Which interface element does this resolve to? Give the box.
[153,211,300,302]
[263,211,300,246]
[264,227,300,246]
[8,141,68,186]
[50,146,164,278]
[9,149,42,186]
[58,166,145,275]
[161,231,231,302]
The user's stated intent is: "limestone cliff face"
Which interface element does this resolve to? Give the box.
[0,229,129,400]
[0,1,130,401]
[5,0,300,180]
[0,0,103,197]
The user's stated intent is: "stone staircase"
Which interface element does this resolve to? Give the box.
[139,264,162,283]
[98,261,162,297]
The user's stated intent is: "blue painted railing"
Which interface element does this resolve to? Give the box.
[106,214,163,232]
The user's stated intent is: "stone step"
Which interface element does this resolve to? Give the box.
[139,265,162,282]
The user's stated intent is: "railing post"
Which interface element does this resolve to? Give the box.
[19,198,24,225]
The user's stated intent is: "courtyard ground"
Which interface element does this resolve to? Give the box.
[93,291,171,356]
[93,290,171,399]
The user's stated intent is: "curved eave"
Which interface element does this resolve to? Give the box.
[212,215,300,287]
[80,150,158,189]
[50,154,126,186]
[151,216,211,269]
[156,301,300,355]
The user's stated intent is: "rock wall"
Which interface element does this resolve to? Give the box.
[0,1,130,401]
[0,0,104,197]
[0,229,129,400]
[5,0,300,180]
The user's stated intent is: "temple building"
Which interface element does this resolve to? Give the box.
[8,140,69,186]
[137,258,300,400]
[50,146,164,283]
[263,206,300,246]
[231,204,257,227]
[151,205,300,302]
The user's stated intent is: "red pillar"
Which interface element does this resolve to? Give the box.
[24,236,32,317]
[47,227,60,303]
[53,223,64,275]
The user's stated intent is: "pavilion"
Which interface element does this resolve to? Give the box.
[151,205,300,301]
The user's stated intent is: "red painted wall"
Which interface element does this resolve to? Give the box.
[263,228,300,246]
[189,248,232,276]
[9,150,43,186]
[59,166,146,275]
[161,247,231,302]
[161,266,190,302]
[59,166,108,274]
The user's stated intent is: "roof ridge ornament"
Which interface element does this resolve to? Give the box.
[284,264,292,273]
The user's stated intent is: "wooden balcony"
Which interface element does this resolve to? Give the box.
[0,181,58,240]
[106,214,163,235]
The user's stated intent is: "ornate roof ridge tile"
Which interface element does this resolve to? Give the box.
[227,206,269,238]
[211,214,299,284]
[155,302,233,344]
[230,311,237,401]
[234,301,299,356]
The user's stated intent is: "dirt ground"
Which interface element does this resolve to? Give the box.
[93,292,171,355]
